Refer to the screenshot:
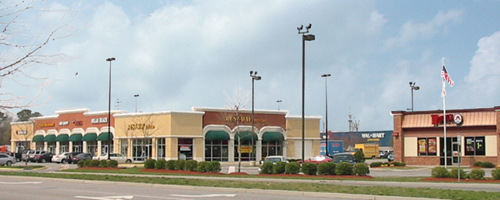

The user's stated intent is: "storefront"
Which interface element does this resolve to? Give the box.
[12,107,322,162]
[392,106,500,166]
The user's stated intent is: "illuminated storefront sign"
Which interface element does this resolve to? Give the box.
[39,123,55,127]
[91,118,108,124]
[224,116,265,123]
[431,114,463,126]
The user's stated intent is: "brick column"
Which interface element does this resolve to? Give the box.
[392,111,404,163]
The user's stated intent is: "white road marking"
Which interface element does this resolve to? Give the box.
[170,194,237,198]
[74,196,134,200]
[0,181,43,184]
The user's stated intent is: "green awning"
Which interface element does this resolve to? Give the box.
[32,135,44,142]
[83,133,97,141]
[234,131,258,141]
[69,133,83,142]
[205,131,230,141]
[98,132,114,141]
[56,134,69,143]
[262,132,284,142]
[44,134,56,143]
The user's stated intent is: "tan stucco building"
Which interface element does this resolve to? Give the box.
[11,107,321,162]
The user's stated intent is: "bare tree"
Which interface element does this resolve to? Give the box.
[223,87,249,172]
[1,0,71,109]
[16,121,34,166]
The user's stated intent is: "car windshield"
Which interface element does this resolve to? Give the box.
[333,155,353,162]
[265,157,282,162]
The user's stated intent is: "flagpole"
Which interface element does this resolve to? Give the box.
[443,81,447,168]
[441,57,447,168]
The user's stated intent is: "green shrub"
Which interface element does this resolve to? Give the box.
[197,161,207,172]
[144,159,156,169]
[259,162,274,174]
[273,162,287,174]
[354,150,365,163]
[108,160,118,168]
[354,163,370,176]
[206,161,221,173]
[77,160,85,168]
[84,160,92,167]
[155,159,167,169]
[370,162,383,167]
[301,162,317,175]
[174,160,185,170]
[99,160,109,168]
[450,168,467,179]
[469,169,485,180]
[492,168,500,180]
[479,161,495,168]
[431,167,449,178]
[473,161,482,167]
[166,160,176,170]
[285,162,300,174]
[393,162,406,166]
[90,160,100,167]
[185,160,198,171]
[335,162,353,175]
[317,162,336,175]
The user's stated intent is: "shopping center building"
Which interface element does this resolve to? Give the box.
[392,106,500,166]
[10,107,321,162]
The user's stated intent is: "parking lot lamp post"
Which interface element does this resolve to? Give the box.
[409,82,420,112]
[250,71,261,161]
[106,57,115,160]
[321,73,331,156]
[298,24,315,162]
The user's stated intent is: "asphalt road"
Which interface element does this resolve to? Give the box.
[0,176,438,200]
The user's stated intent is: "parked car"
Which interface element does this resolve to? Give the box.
[71,153,93,164]
[67,152,84,164]
[21,150,35,162]
[379,150,393,158]
[300,155,332,164]
[387,152,394,162]
[52,152,72,164]
[331,153,357,164]
[96,153,132,164]
[29,150,47,162]
[33,152,53,163]
[260,155,287,164]
[0,153,16,166]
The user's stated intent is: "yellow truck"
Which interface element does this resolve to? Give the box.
[354,143,379,159]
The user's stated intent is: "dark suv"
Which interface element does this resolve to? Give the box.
[33,152,53,163]
[331,153,357,164]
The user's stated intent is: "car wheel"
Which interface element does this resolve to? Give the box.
[6,161,12,166]
[61,159,66,164]
[125,159,132,163]
[41,159,46,163]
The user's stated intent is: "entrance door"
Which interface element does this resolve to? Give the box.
[439,137,459,165]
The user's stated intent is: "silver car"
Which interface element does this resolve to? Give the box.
[0,153,16,166]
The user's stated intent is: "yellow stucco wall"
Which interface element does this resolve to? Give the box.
[485,135,498,157]
[10,122,35,150]
[404,137,418,157]
[285,116,321,158]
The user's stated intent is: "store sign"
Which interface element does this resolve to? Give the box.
[127,123,155,130]
[39,123,55,127]
[224,116,265,123]
[59,121,69,126]
[17,130,27,135]
[73,120,83,126]
[361,132,385,142]
[179,145,191,151]
[91,118,108,124]
[238,146,253,153]
[431,114,463,126]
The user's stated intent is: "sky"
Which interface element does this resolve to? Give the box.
[3,0,500,132]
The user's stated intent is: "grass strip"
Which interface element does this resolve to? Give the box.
[0,171,499,200]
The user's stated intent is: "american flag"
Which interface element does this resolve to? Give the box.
[441,65,454,87]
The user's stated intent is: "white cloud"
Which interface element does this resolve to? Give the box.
[384,10,463,49]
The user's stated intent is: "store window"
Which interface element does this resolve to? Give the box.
[178,138,193,160]
[72,142,82,152]
[262,140,283,158]
[132,139,152,161]
[120,139,128,157]
[59,143,68,153]
[87,141,97,156]
[418,137,437,156]
[465,137,485,156]
[157,138,165,160]
[205,140,228,161]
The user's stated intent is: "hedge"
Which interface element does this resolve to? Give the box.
[301,162,317,175]
[469,169,485,180]
[174,160,185,170]
[144,159,156,169]
[273,162,286,174]
[354,163,369,176]
[285,162,300,174]
[492,168,500,180]
[166,160,176,170]
[335,162,353,175]
[155,159,166,169]
[317,162,336,175]
[99,160,109,168]
[185,160,198,171]
[197,161,207,172]
[431,167,449,178]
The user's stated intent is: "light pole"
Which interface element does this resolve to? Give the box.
[409,82,419,112]
[276,100,282,111]
[134,94,139,112]
[321,73,331,156]
[298,24,315,162]
[250,71,261,162]
[106,57,115,160]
